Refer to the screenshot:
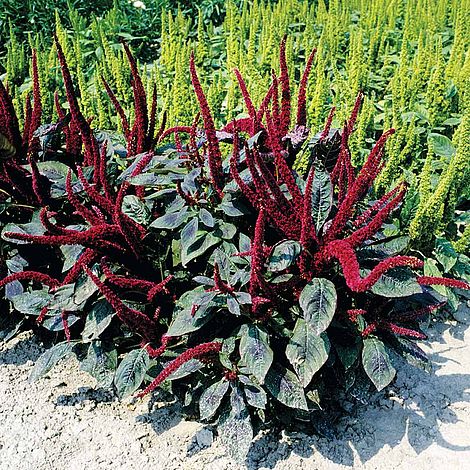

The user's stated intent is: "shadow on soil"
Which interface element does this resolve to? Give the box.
[136,320,470,469]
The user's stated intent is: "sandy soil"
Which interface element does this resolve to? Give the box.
[1,320,470,470]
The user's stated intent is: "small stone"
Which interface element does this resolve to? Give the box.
[195,428,213,447]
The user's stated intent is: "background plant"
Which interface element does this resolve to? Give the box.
[1,0,468,251]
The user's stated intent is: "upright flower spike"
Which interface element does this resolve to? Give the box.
[325,129,395,242]
[250,208,268,296]
[233,68,257,130]
[296,48,317,127]
[122,42,149,155]
[279,35,291,136]
[320,107,336,142]
[54,34,99,167]
[0,77,22,153]
[101,76,130,137]
[345,183,407,248]
[136,342,222,398]
[29,50,42,146]
[189,52,224,197]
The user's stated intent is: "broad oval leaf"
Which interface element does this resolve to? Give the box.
[299,278,337,334]
[29,341,74,382]
[82,300,114,341]
[428,132,455,158]
[434,237,458,273]
[286,319,330,387]
[362,337,396,391]
[122,195,151,225]
[218,385,253,464]
[266,240,302,272]
[199,378,230,420]
[310,166,333,233]
[114,348,149,398]
[80,341,117,388]
[150,206,188,229]
[370,267,422,297]
[239,324,273,383]
[180,217,199,253]
[199,208,215,227]
[265,364,308,410]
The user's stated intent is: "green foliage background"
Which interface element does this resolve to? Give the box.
[1,0,469,250]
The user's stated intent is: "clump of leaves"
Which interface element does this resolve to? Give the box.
[1,38,469,465]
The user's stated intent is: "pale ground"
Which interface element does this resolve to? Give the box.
[1,320,470,470]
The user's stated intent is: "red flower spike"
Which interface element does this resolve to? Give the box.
[325,239,423,292]
[347,309,367,322]
[326,129,395,242]
[234,68,257,131]
[36,307,48,325]
[141,335,171,358]
[136,342,222,398]
[62,248,97,285]
[320,107,336,142]
[147,275,173,302]
[189,52,224,197]
[0,75,22,152]
[22,94,32,149]
[122,42,149,155]
[84,266,156,339]
[147,84,158,148]
[347,92,364,134]
[54,34,99,166]
[76,166,114,214]
[250,208,268,296]
[353,184,403,228]
[361,322,378,337]
[0,271,60,289]
[346,183,407,248]
[391,302,446,321]
[66,170,104,225]
[417,276,470,290]
[296,48,317,127]
[101,77,130,137]
[380,321,427,339]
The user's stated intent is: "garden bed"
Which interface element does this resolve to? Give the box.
[2,321,469,470]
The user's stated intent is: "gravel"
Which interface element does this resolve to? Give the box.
[1,320,470,470]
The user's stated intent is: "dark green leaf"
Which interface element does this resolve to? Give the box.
[299,278,337,334]
[29,341,74,382]
[239,324,273,383]
[218,385,253,464]
[82,300,114,341]
[114,348,149,398]
[362,337,396,391]
[150,206,188,229]
[199,378,230,420]
[286,319,330,387]
[80,341,117,388]
[370,267,422,297]
[266,240,302,272]
[122,195,151,225]
[311,166,333,232]
[265,364,308,410]
[434,237,458,273]
[199,208,215,227]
